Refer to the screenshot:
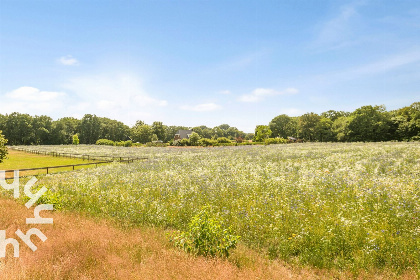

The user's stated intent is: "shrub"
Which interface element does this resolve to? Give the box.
[145,142,168,147]
[96,139,115,146]
[169,207,240,257]
[174,138,190,146]
[0,131,8,163]
[216,137,231,144]
[265,137,288,145]
[72,134,79,145]
[198,138,217,147]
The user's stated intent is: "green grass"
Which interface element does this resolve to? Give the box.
[0,149,103,177]
[5,143,420,275]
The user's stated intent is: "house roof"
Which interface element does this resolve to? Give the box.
[175,130,193,139]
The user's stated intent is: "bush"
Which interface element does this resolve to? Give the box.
[96,139,115,146]
[169,207,240,257]
[216,137,232,144]
[145,142,168,147]
[198,138,217,147]
[265,137,288,145]
[72,134,79,145]
[174,138,190,146]
[0,131,8,163]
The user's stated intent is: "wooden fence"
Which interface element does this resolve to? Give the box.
[2,147,148,179]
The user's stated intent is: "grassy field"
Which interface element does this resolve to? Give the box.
[0,149,103,178]
[1,143,419,278]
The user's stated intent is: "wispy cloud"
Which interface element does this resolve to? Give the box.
[180,103,222,112]
[314,49,420,83]
[219,90,231,95]
[310,1,365,51]
[239,88,298,103]
[6,86,65,101]
[58,55,79,66]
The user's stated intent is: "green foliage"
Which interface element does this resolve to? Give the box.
[198,138,217,147]
[79,114,101,144]
[170,207,240,257]
[347,105,391,142]
[131,123,153,144]
[72,134,80,145]
[0,131,8,163]
[189,132,201,146]
[216,137,231,144]
[264,137,288,145]
[174,138,190,146]
[115,140,132,147]
[269,114,298,138]
[254,125,272,142]
[298,113,321,141]
[96,139,115,146]
[152,121,166,141]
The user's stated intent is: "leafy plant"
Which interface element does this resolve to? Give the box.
[170,207,240,257]
[72,134,80,145]
[0,130,7,163]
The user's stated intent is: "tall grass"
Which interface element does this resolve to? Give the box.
[17,143,420,273]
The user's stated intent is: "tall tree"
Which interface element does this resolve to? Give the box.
[347,105,391,142]
[3,112,33,145]
[298,113,321,141]
[32,115,53,144]
[79,114,101,144]
[269,114,297,138]
[152,121,166,141]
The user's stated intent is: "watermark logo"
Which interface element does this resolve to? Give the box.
[0,171,53,257]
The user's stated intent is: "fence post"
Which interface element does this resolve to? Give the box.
[46,167,49,174]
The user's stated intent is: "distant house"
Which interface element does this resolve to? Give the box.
[288,136,297,142]
[174,130,193,140]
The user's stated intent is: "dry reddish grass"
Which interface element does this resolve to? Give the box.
[0,198,416,280]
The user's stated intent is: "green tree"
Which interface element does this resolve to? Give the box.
[3,112,33,145]
[332,116,351,142]
[79,114,101,144]
[189,132,201,146]
[347,105,391,142]
[254,125,272,142]
[32,115,53,144]
[0,131,8,163]
[269,114,298,138]
[152,121,166,141]
[131,124,153,143]
[51,117,80,144]
[298,113,321,141]
[315,117,335,142]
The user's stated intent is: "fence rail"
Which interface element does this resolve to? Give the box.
[2,147,148,179]
[8,147,146,162]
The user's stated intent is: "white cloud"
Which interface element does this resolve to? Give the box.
[58,55,79,66]
[219,90,231,95]
[6,86,65,101]
[1,87,67,115]
[61,73,168,124]
[239,87,298,103]
[180,103,222,112]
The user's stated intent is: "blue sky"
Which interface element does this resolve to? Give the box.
[0,0,419,132]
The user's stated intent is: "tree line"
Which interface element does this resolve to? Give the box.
[263,102,420,142]
[0,102,418,146]
[0,113,250,145]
